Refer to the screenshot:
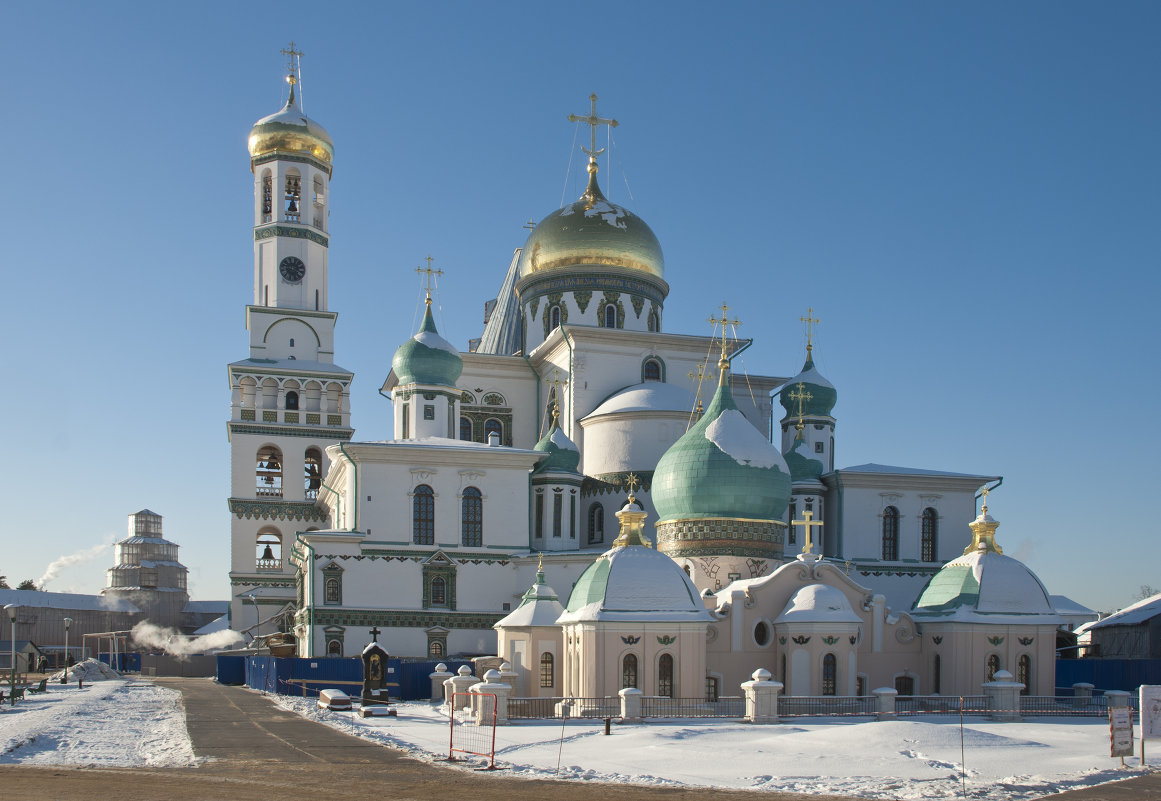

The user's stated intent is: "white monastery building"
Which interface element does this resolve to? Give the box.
[227,56,1068,699]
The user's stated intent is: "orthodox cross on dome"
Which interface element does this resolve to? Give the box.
[624,472,640,501]
[688,363,707,420]
[549,371,563,426]
[568,93,619,162]
[800,307,820,355]
[369,625,381,642]
[523,217,536,230]
[788,382,813,430]
[979,485,990,514]
[280,42,304,104]
[709,302,741,377]
[791,509,824,556]
[416,255,443,303]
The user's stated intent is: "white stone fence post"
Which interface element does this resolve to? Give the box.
[1105,690,1131,709]
[872,687,897,721]
[619,687,643,721]
[471,669,511,726]
[429,663,453,703]
[741,668,782,724]
[443,664,477,710]
[982,670,1024,721]
[1071,682,1094,708]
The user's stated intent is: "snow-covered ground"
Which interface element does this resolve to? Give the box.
[273,695,1157,800]
[0,679,195,767]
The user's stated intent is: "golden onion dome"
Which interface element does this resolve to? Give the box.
[518,160,663,279]
[248,76,334,171]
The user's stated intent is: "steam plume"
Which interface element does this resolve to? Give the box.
[130,621,243,658]
[38,537,114,589]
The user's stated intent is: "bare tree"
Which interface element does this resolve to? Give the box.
[1133,585,1159,602]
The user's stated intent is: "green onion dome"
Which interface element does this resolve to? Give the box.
[652,363,792,522]
[532,413,580,474]
[517,161,664,281]
[390,300,463,387]
[779,353,837,419]
[783,426,824,482]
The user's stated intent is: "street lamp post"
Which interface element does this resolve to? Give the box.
[62,617,73,684]
[246,594,259,644]
[4,605,17,706]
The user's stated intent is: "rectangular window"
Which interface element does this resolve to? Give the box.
[552,494,562,537]
[815,441,824,453]
[423,404,435,420]
[535,493,544,538]
[569,495,576,538]
[402,405,409,439]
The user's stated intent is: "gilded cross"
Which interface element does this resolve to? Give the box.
[280,42,304,76]
[708,302,741,363]
[791,510,824,555]
[800,307,820,353]
[787,382,813,421]
[688,363,707,419]
[416,256,443,297]
[549,371,563,424]
[979,486,990,513]
[568,93,619,160]
[625,472,640,498]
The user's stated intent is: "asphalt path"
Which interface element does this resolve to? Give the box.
[0,678,1157,801]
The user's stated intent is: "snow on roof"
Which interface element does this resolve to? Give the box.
[705,409,779,468]
[585,382,696,418]
[1076,593,1161,634]
[774,584,862,624]
[230,357,352,376]
[0,588,140,612]
[838,463,996,479]
[496,580,566,628]
[183,600,229,614]
[1050,595,1097,617]
[558,547,712,624]
[790,363,834,390]
[413,329,459,355]
[912,548,1061,623]
[192,615,230,636]
[548,427,578,451]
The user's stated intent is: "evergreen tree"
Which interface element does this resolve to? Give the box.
[16,580,37,591]
[0,576,8,589]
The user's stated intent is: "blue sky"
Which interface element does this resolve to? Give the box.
[2,2,1157,614]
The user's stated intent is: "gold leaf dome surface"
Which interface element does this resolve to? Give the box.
[518,166,663,280]
[248,99,334,169]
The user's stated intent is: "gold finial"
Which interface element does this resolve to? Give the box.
[688,364,707,420]
[979,486,990,516]
[800,307,820,356]
[612,473,651,548]
[537,552,544,573]
[624,472,640,502]
[416,255,443,305]
[965,492,1003,554]
[550,371,562,426]
[708,302,741,384]
[280,42,304,105]
[568,93,619,166]
[791,509,824,556]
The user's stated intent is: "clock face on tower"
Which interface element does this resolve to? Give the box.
[279,256,306,283]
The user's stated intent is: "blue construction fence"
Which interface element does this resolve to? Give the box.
[1056,658,1161,693]
[217,655,473,701]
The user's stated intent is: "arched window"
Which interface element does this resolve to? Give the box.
[285,390,299,411]
[1017,654,1031,694]
[706,676,719,702]
[261,171,273,223]
[462,487,483,547]
[550,305,561,331]
[588,504,604,544]
[658,653,674,698]
[256,446,283,497]
[921,507,938,562]
[882,506,899,561]
[933,654,942,694]
[822,653,837,696]
[284,171,301,221]
[648,311,658,332]
[325,577,340,603]
[327,640,341,657]
[622,654,638,689]
[539,652,554,688]
[484,418,503,444]
[604,304,617,329]
[256,532,281,570]
[429,640,444,657]
[413,484,435,545]
[431,576,447,605]
[459,417,473,441]
[642,359,662,382]
[304,447,322,500]
[986,654,1000,681]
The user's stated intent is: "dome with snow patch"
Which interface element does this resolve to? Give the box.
[779,352,837,419]
[911,506,1060,623]
[783,427,824,482]
[495,561,566,629]
[533,413,580,474]
[774,584,861,625]
[391,298,463,387]
[652,361,791,523]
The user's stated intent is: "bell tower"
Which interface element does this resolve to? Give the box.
[227,46,355,641]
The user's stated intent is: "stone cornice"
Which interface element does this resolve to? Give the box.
[228,498,329,522]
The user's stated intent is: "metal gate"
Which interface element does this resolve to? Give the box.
[448,692,497,769]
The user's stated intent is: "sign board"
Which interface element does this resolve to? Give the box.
[1142,686,1161,741]
[1110,707,1134,757]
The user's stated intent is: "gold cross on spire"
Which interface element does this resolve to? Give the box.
[788,382,813,420]
[709,302,741,372]
[800,307,820,355]
[791,509,824,556]
[416,255,443,303]
[549,371,562,426]
[624,472,640,499]
[280,42,304,105]
[568,93,619,161]
[979,485,990,514]
[688,363,707,419]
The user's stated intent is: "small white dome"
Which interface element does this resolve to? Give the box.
[558,546,712,624]
[775,584,861,624]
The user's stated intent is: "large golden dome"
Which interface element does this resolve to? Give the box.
[518,161,663,279]
[248,78,333,171]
